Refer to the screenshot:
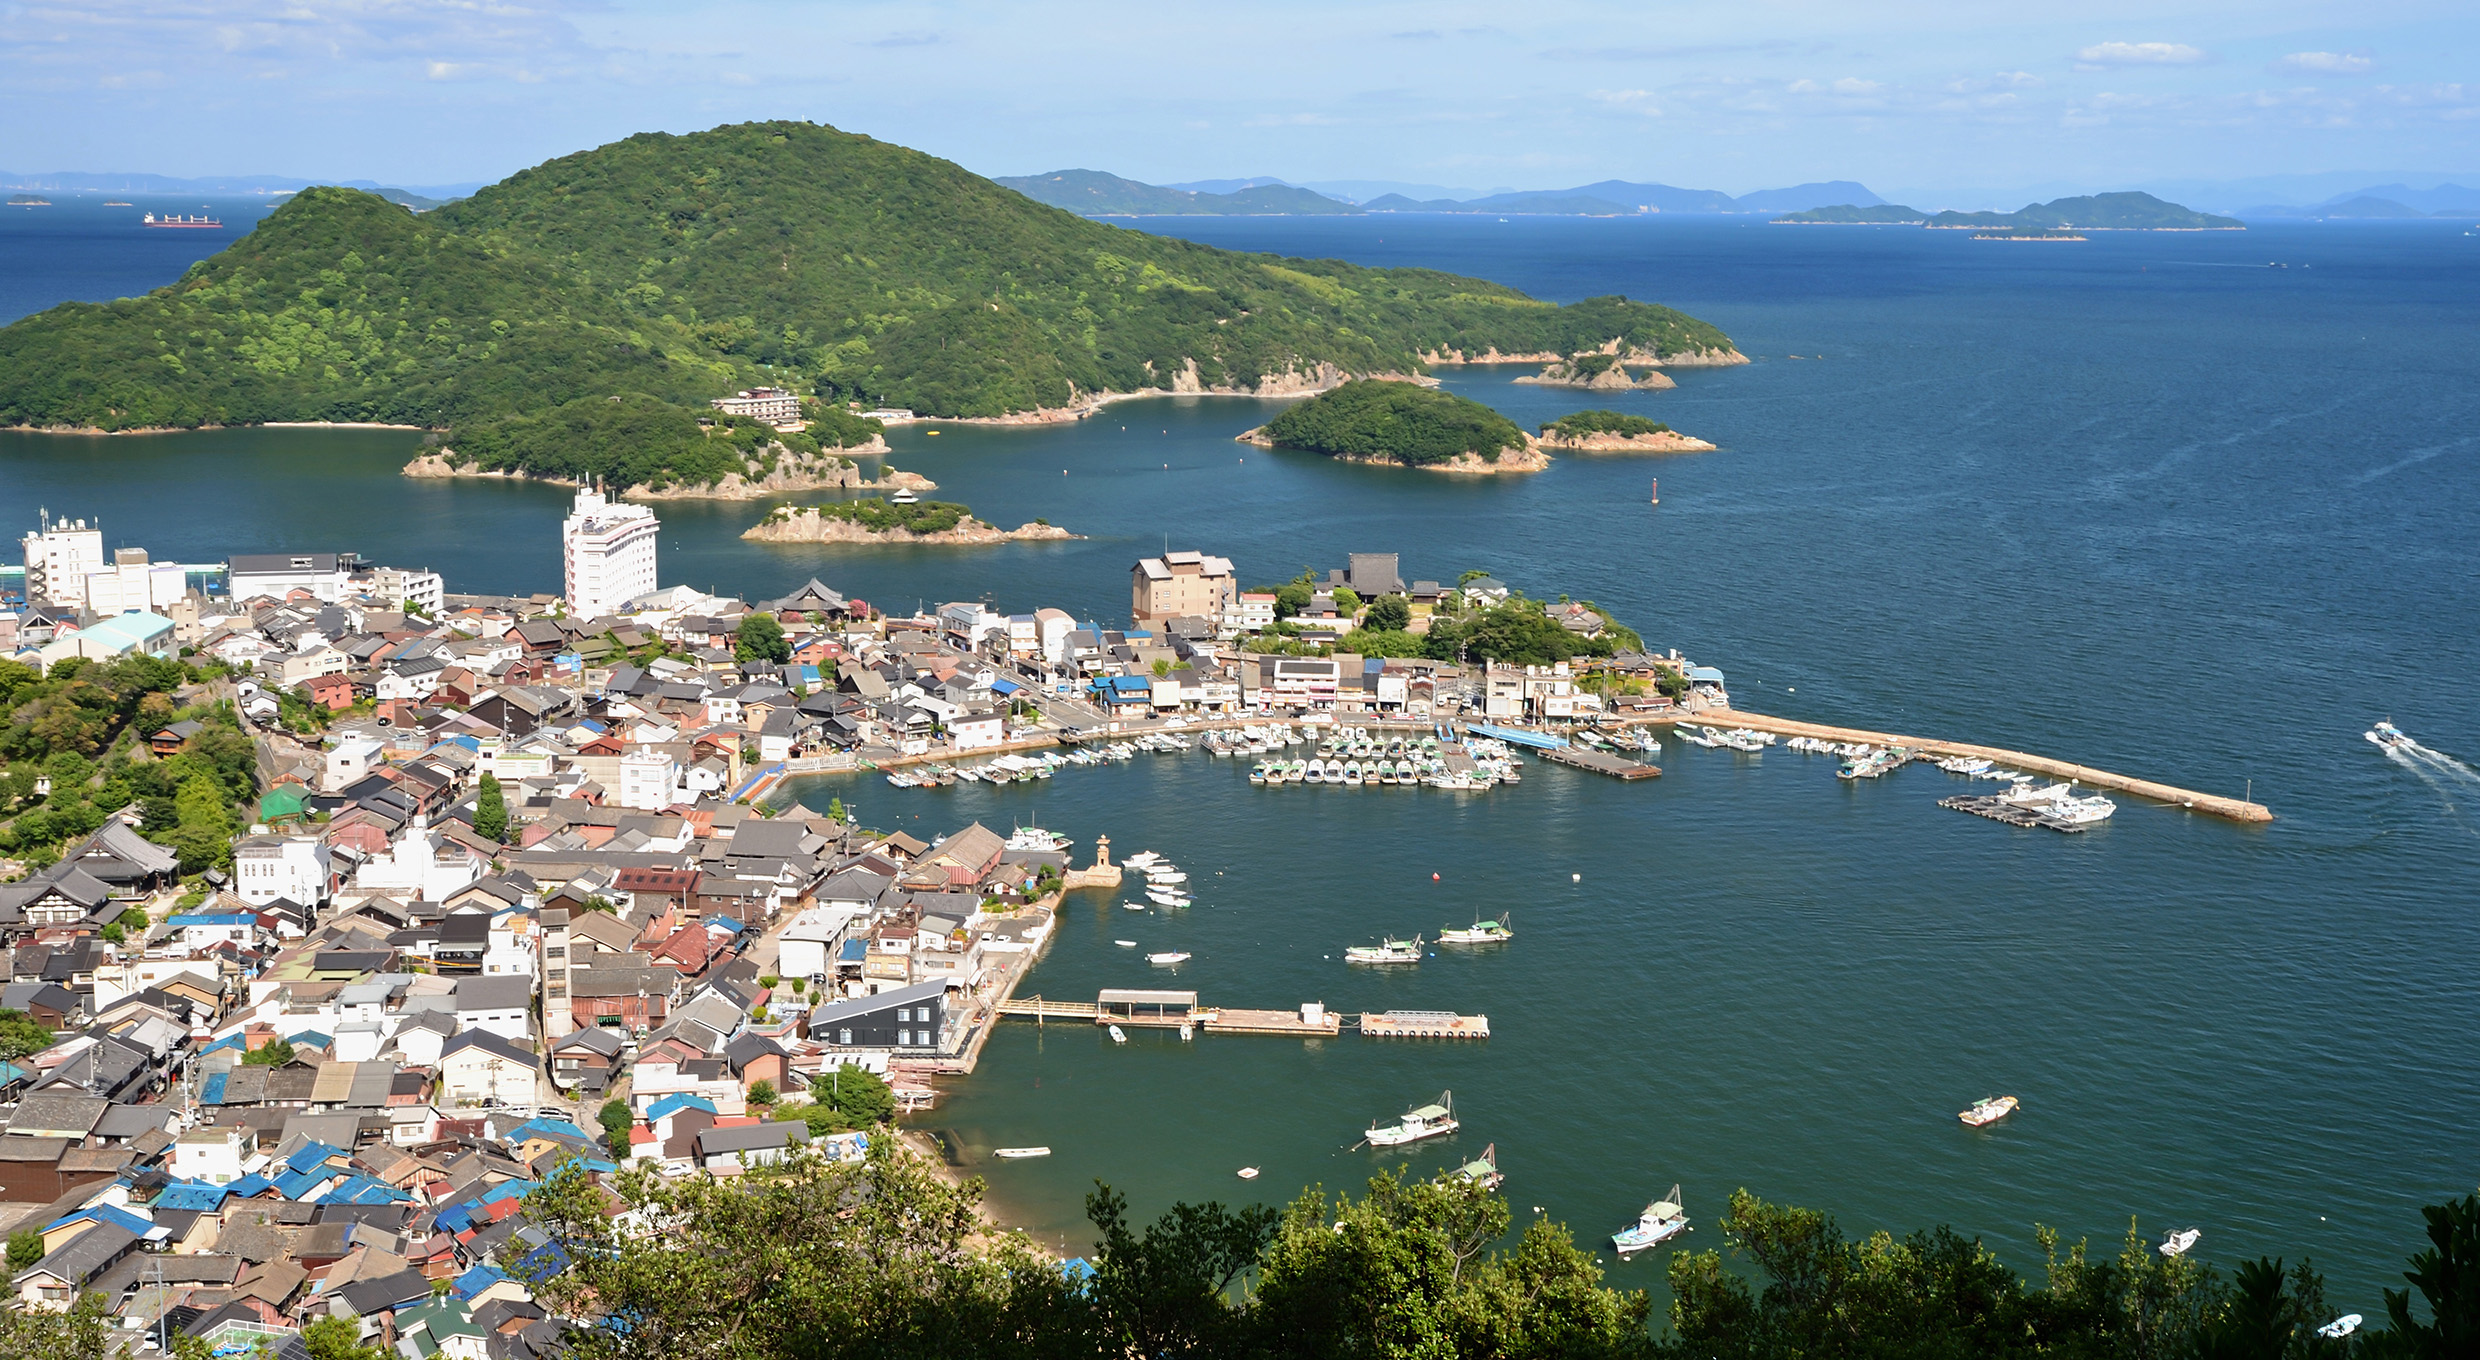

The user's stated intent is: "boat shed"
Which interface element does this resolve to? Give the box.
[1096,988,1197,1027]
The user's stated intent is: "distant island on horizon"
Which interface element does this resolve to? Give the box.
[1776,191,2244,231]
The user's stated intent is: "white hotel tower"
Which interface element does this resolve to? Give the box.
[561,485,659,619]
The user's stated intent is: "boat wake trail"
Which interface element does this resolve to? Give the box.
[2401,741,2480,786]
[2383,746,2480,836]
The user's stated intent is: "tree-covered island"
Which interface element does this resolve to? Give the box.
[1239,380,1544,472]
[0,120,1740,487]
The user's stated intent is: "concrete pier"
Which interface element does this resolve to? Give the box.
[1667,708,2273,823]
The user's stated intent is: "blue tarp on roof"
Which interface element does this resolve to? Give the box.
[285,1141,348,1172]
[707,916,745,935]
[226,1173,276,1199]
[838,939,866,962]
[644,1093,718,1122]
[476,1179,538,1208]
[991,678,1022,695]
[273,1168,335,1200]
[449,1263,510,1301]
[49,1203,151,1235]
[281,1030,333,1049]
[321,1175,411,1206]
[200,1034,245,1056]
[154,1181,231,1213]
[506,1117,592,1145]
[575,718,608,733]
[199,1071,230,1104]
[437,734,481,751]
[434,1203,477,1236]
[1102,675,1151,693]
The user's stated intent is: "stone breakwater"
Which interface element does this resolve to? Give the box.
[401,441,931,501]
[1537,430,1715,454]
[1234,427,1553,475]
[740,509,1083,545]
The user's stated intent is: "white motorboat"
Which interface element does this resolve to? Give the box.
[1145,888,1192,908]
[2318,1315,2363,1340]
[2366,720,2413,752]
[2159,1228,2201,1257]
[1237,1166,1260,1180]
[1365,1091,1458,1146]
[1121,851,1163,869]
[1343,935,1423,965]
[1108,1025,1127,1044]
[1146,867,1188,884]
[1114,939,1137,947]
[1437,913,1513,945]
[993,1147,1050,1159]
[1146,951,1191,965]
[1958,1095,2019,1127]
[1612,1186,1690,1255]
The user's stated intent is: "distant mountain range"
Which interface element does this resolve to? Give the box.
[999,170,1886,217]
[2234,183,2480,219]
[1777,192,2242,231]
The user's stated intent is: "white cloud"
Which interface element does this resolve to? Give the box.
[1831,77,1881,95]
[1948,71,2041,94]
[2075,42,2209,67]
[2273,51,2374,75]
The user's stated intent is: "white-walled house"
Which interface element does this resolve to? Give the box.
[234,834,332,908]
[452,975,534,1045]
[437,1031,543,1109]
[171,1125,250,1185]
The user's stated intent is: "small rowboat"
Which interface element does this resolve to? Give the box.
[1108,1025,1127,1044]
[1237,1167,1260,1179]
[993,1147,1050,1159]
[1147,951,1191,965]
[1114,940,1137,947]
[1958,1095,2018,1127]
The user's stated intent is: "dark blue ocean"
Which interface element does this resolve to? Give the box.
[5,207,2478,1304]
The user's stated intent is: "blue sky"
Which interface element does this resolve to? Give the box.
[2,0,2472,200]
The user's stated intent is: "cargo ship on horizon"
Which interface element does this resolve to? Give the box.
[142,212,223,228]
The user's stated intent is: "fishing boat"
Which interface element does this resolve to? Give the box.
[1005,824,1073,853]
[1612,1186,1690,1255]
[1365,1091,1458,1146]
[2366,720,2413,752]
[2159,1228,2201,1257]
[1108,1025,1128,1044]
[888,488,920,504]
[1437,913,1513,945]
[1114,939,1137,947]
[1343,935,1423,965]
[1146,867,1188,884]
[1958,1095,2019,1127]
[1146,951,1191,965]
[1449,1143,1504,1191]
[993,1147,1051,1159]
[1145,887,1192,908]
[2318,1315,2363,1339]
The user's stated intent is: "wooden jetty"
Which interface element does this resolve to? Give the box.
[1205,1005,1342,1037]
[1659,708,2273,823]
[1939,794,2092,833]
[997,995,1344,1037]
[1540,745,1660,780]
[1358,1010,1491,1039]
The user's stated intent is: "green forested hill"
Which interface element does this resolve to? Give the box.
[0,121,1736,444]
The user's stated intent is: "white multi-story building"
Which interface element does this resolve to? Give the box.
[82,548,188,616]
[228,552,356,604]
[711,387,803,423]
[617,747,681,811]
[233,834,333,908]
[367,566,444,616]
[562,488,660,620]
[21,515,106,607]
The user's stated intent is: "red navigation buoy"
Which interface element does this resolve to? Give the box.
[1431,873,1440,882]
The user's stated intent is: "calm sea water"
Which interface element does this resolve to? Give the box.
[5,212,2478,1303]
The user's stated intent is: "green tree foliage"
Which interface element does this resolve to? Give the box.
[0,1010,59,1061]
[596,1098,633,1150]
[766,497,975,535]
[523,1145,1087,1360]
[1,659,254,867]
[1364,594,1413,632]
[1544,409,1671,438]
[1260,380,1529,466]
[241,1036,296,1067]
[735,613,792,664]
[5,1226,42,1270]
[0,122,1732,443]
[2367,1192,2480,1358]
[748,1079,778,1106]
[446,393,856,491]
[1085,1184,1279,1358]
[302,1314,394,1360]
[171,771,237,873]
[473,771,509,843]
[1423,598,1625,666]
[0,1288,127,1360]
[806,1063,896,1128]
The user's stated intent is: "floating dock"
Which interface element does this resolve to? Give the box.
[1205,1007,1343,1037]
[1358,1010,1491,1039]
[1657,708,2272,823]
[1539,745,1661,780]
[996,996,1345,1038]
[1939,794,2093,833]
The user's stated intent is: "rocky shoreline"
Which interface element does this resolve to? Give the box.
[1513,360,1676,391]
[1421,343,1748,369]
[741,507,1083,545]
[929,361,1436,426]
[401,441,931,501]
[1235,426,1553,475]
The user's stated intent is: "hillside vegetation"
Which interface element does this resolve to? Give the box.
[443,393,869,492]
[1259,380,1528,465]
[1544,410,1671,437]
[0,121,1737,464]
